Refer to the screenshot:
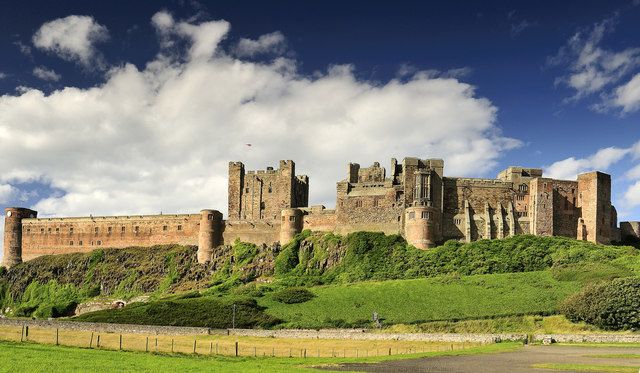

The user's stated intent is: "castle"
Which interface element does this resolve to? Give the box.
[3,157,640,269]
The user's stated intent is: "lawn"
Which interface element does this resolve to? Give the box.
[0,340,520,373]
[260,271,581,328]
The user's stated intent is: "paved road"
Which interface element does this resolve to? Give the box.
[328,345,640,373]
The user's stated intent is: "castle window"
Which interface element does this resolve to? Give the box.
[108,227,112,235]
[268,183,272,193]
[94,227,99,235]
[518,184,528,193]
[373,198,379,207]
[97,240,102,246]
[408,212,415,220]
[48,228,51,234]
[56,228,59,233]
[134,226,139,234]
[355,200,363,208]
[69,241,73,246]
[245,188,249,193]
[78,241,82,246]
[121,226,125,233]
[26,228,30,234]
[208,214,213,220]
[289,216,295,222]
[177,225,182,231]
[282,216,285,222]
[41,228,44,234]
[421,211,429,220]
[163,225,168,231]
[69,227,74,234]
[454,218,461,225]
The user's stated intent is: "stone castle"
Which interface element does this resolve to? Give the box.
[3,157,640,268]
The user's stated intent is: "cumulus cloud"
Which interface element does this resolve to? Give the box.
[32,15,109,68]
[607,73,640,113]
[234,31,287,57]
[0,184,16,204]
[0,72,7,80]
[0,12,520,254]
[549,17,640,102]
[545,145,633,180]
[32,66,61,82]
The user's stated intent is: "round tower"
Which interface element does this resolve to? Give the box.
[279,208,303,245]
[3,207,37,269]
[404,205,439,249]
[197,209,223,264]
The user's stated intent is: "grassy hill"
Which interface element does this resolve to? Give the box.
[1,232,639,329]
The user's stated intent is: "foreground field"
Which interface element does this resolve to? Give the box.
[259,271,581,328]
[0,340,519,373]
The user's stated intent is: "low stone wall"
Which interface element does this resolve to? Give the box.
[536,334,640,343]
[226,328,525,343]
[1,318,639,344]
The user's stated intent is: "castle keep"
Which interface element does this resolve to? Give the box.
[3,157,636,268]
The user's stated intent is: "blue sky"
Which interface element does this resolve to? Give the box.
[1,0,640,255]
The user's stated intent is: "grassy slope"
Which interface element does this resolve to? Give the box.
[260,271,581,328]
[0,341,520,373]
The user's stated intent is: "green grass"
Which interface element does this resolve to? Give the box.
[0,340,521,373]
[260,271,581,328]
[532,363,639,372]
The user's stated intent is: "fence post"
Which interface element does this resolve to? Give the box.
[25,326,29,340]
[97,335,100,348]
[20,325,24,342]
[254,347,257,357]
[155,338,158,353]
[193,339,197,354]
[171,339,174,353]
[55,329,59,346]
[209,341,213,355]
[146,336,149,352]
[119,334,122,350]
[303,349,306,358]
[388,348,391,356]
[235,341,239,357]
[90,332,94,348]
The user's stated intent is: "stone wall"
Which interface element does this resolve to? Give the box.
[621,221,640,239]
[20,214,201,261]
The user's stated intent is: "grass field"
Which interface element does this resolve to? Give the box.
[259,271,581,328]
[0,340,520,373]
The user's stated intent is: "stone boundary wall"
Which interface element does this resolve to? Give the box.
[1,319,639,344]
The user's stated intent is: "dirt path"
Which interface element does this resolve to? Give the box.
[328,345,640,372]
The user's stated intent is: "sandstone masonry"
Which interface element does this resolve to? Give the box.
[2,157,634,268]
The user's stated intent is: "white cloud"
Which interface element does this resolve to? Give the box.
[626,163,640,180]
[0,72,7,80]
[545,145,632,180]
[0,184,16,204]
[32,15,109,68]
[0,11,520,253]
[608,73,640,113]
[624,181,640,207]
[32,66,61,82]
[234,31,286,57]
[550,17,640,101]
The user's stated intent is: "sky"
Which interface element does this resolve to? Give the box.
[1,0,640,258]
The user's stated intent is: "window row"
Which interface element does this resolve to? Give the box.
[26,225,183,235]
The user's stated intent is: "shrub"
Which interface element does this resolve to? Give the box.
[272,287,315,304]
[561,277,640,330]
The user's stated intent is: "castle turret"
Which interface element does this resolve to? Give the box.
[197,209,223,264]
[404,205,440,249]
[280,208,302,245]
[3,207,37,269]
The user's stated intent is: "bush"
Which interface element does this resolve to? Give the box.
[561,277,640,330]
[272,287,315,304]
